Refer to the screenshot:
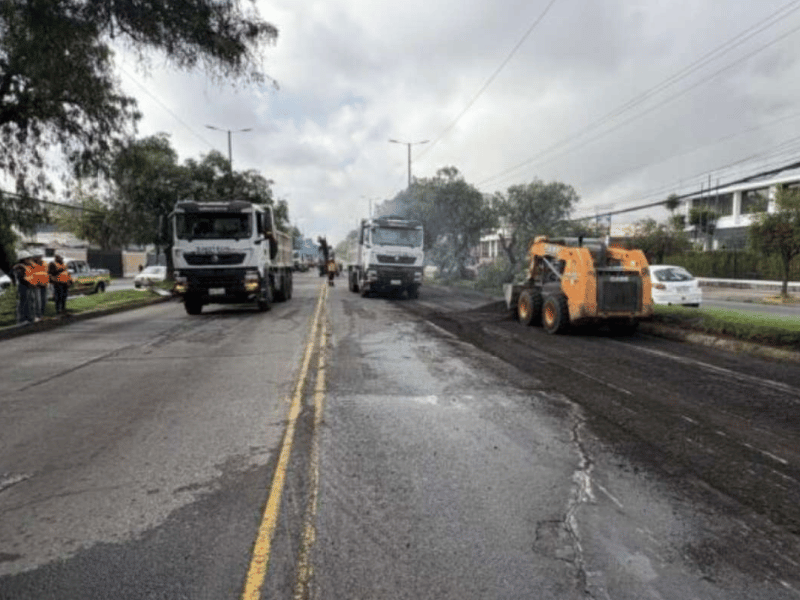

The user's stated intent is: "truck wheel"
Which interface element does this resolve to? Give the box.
[360,282,370,298]
[350,273,359,293]
[95,281,106,294]
[407,285,419,300]
[542,294,569,334]
[185,297,203,315]
[517,289,542,326]
[286,273,293,300]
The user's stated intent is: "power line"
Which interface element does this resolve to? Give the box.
[574,153,800,220]
[118,64,217,149]
[477,3,800,189]
[414,0,561,162]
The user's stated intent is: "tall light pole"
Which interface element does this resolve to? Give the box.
[389,138,428,188]
[205,125,253,173]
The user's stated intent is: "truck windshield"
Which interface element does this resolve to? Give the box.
[176,213,252,240]
[372,227,423,248]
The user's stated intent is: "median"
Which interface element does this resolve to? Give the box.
[0,286,174,340]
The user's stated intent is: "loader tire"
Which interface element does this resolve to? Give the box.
[542,294,569,334]
[517,289,542,326]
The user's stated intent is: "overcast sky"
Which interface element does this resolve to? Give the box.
[117,0,800,245]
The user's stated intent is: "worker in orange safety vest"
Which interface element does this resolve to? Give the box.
[48,254,72,314]
[11,250,35,324]
[30,250,49,320]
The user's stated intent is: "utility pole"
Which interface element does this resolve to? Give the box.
[205,125,253,173]
[388,138,429,187]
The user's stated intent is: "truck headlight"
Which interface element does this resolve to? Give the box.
[367,270,377,281]
[244,270,260,291]
[413,271,422,282]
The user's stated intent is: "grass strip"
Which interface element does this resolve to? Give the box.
[0,287,163,329]
[652,305,800,350]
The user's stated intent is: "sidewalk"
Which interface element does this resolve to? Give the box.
[698,278,800,303]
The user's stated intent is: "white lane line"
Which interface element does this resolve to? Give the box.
[743,442,790,465]
[613,342,800,399]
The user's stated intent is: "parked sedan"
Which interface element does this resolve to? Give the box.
[134,266,167,288]
[649,265,702,306]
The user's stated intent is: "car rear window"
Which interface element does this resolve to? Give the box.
[653,267,694,282]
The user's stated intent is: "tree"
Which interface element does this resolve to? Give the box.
[628,217,691,264]
[688,206,718,249]
[494,179,579,269]
[0,0,279,267]
[54,183,128,250]
[749,186,800,296]
[388,166,493,278]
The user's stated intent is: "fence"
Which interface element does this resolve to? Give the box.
[661,250,800,281]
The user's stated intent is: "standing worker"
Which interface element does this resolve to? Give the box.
[11,251,35,324]
[327,255,337,287]
[49,254,72,314]
[31,250,49,320]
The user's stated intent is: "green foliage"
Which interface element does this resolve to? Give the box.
[661,249,800,281]
[626,217,691,264]
[383,166,494,277]
[664,193,681,213]
[474,254,519,292]
[688,206,718,236]
[652,305,800,350]
[0,0,277,210]
[0,287,163,328]
[111,134,185,248]
[494,179,579,267]
[54,183,129,250]
[749,186,800,294]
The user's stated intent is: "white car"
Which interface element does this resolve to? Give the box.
[134,266,167,288]
[649,265,702,307]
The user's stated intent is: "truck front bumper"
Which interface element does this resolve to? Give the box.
[367,267,422,288]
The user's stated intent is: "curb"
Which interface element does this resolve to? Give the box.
[0,295,176,342]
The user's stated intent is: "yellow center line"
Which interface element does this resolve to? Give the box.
[241,283,328,600]
[293,299,328,599]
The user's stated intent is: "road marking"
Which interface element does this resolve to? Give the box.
[293,303,328,599]
[241,283,327,600]
[613,342,800,399]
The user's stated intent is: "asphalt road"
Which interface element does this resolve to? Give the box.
[1,273,800,598]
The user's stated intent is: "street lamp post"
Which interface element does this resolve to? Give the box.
[205,125,253,172]
[389,138,429,188]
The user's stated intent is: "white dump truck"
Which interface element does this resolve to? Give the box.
[347,215,424,299]
[170,200,293,315]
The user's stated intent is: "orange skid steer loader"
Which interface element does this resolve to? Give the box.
[504,236,653,335]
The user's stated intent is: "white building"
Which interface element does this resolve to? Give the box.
[678,170,800,250]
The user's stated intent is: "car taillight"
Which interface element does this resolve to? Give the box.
[653,283,666,290]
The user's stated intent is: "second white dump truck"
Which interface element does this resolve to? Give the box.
[347,215,424,299]
[170,200,293,314]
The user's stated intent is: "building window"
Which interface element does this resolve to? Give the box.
[692,193,732,216]
[741,187,769,214]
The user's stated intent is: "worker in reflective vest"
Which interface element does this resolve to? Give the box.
[30,252,49,320]
[12,251,35,324]
[49,254,72,314]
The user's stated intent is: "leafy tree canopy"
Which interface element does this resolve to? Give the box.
[0,0,278,198]
[749,186,800,295]
[0,0,278,268]
[494,179,579,268]
[382,166,494,277]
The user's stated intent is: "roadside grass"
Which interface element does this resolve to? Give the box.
[0,286,163,329]
[652,304,800,350]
